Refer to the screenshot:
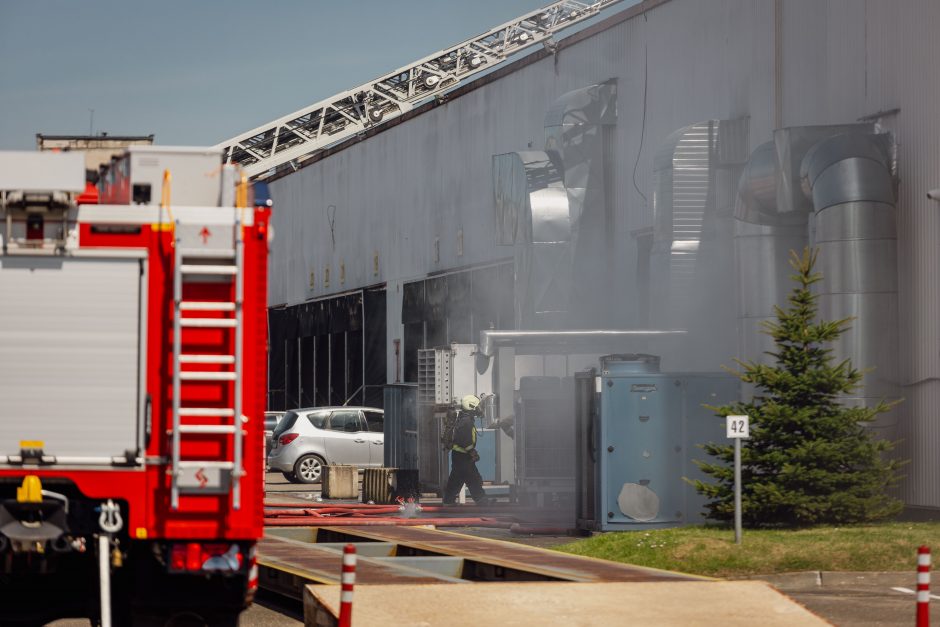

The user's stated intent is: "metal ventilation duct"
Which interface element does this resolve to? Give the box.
[651,121,718,328]
[543,80,617,328]
[543,80,617,232]
[736,141,786,226]
[774,124,871,219]
[647,118,745,370]
[736,127,899,435]
[734,141,807,367]
[734,125,877,369]
[736,124,873,227]
[800,132,899,433]
[493,80,616,330]
[492,150,571,329]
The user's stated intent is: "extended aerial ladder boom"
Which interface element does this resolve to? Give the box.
[215,0,628,179]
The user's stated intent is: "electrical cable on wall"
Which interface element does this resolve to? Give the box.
[631,13,649,208]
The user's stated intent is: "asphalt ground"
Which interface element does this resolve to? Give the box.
[263,470,322,500]
[49,594,301,627]
[755,571,940,626]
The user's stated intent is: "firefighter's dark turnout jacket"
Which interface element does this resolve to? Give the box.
[443,410,486,504]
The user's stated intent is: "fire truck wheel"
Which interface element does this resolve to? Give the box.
[293,454,325,484]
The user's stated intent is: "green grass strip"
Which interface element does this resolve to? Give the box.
[554,523,940,578]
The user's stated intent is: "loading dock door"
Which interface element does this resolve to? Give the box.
[0,256,144,463]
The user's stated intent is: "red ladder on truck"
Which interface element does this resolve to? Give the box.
[170,212,246,510]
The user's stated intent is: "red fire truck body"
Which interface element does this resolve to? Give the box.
[0,148,269,625]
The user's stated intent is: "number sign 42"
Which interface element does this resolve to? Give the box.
[726,415,750,439]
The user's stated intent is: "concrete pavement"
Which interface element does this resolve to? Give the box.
[306,581,828,626]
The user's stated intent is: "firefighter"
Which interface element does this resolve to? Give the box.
[443,394,490,506]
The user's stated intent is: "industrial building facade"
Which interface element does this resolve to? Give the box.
[265,0,940,512]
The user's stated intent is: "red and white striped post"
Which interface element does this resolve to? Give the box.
[339,543,357,627]
[918,545,931,627]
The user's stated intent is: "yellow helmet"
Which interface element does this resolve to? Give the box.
[460,394,480,411]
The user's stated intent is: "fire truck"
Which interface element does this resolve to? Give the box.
[0,146,269,626]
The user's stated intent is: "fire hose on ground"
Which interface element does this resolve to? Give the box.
[263,500,516,527]
[265,507,406,517]
[264,501,409,509]
[263,500,510,511]
[263,516,514,528]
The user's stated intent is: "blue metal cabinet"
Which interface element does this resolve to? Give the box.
[601,372,683,527]
[594,355,737,531]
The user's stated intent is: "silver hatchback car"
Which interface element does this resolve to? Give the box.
[267,407,384,483]
[264,411,286,458]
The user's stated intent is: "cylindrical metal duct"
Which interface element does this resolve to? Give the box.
[736,141,780,225]
[734,141,808,368]
[800,132,898,434]
[735,221,808,364]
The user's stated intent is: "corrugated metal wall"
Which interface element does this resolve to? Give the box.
[776,0,940,509]
[869,0,940,508]
[268,0,940,507]
[269,0,776,372]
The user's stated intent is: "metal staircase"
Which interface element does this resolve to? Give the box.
[215,0,628,180]
[170,214,246,510]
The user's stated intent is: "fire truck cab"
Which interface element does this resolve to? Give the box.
[0,147,269,626]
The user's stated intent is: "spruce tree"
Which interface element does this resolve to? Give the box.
[693,248,903,526]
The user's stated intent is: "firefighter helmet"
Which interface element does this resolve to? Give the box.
[460,394,480,412]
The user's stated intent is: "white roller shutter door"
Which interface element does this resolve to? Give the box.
[0,255,144,463]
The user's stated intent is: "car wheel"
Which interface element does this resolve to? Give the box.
[283,471,301,484]
[294,454,325,484]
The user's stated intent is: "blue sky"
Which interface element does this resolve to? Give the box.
[0,1,624,150]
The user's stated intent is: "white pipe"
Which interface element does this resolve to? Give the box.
[99,535,111,627]
[476,329,686,358]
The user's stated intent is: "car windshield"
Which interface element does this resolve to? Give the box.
[273,411,299,438]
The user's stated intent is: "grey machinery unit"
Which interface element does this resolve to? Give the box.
[416,348,452,495]
[575,354,738,531]
[382,383,421,499]
[383,384,418,471]
[515,376,577,509]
